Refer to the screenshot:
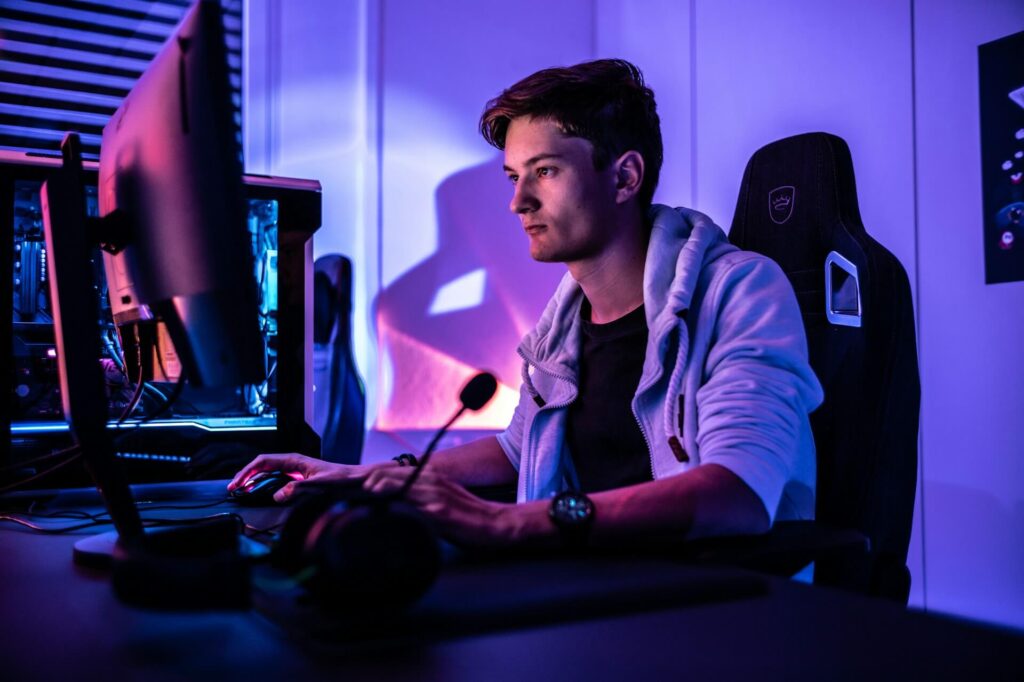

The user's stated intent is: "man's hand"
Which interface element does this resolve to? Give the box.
[363,467,545,548]
[227,453,377,503]
[225,437,515,506]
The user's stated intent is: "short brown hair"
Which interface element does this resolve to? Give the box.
[480,59,663,207]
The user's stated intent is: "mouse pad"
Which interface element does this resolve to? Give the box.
[253,548,769,646]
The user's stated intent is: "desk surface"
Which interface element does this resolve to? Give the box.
[1,481,1021,681]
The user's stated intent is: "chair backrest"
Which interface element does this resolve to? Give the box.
[313,254,365,464]
[728,132,920,601]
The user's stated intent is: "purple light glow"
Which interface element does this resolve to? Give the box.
[247,0,1024,631]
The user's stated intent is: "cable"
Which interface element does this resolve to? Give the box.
[0,514,105,534]
[0,450,82,494]
[150,335,201,414]
[30,509,96,520]
[142,382,170,403]
[0,509,247,535]
[109,369,187,449]
[117,362,146,424]
[133,498,231,512]
[103,328,126,372]
[141,372,186,423]
[2,497,231,518]
[0,443,82,474]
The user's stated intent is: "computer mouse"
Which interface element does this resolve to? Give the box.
[230,471,293,506]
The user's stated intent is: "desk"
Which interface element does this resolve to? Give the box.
[1,481,1021,680]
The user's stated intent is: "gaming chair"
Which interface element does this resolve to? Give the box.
[313,255,365,464]
[727,132,920,602]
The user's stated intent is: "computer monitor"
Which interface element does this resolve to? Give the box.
[98,0,262,389]
[33,0,293,556]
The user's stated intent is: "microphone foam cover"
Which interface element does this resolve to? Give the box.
[460,372,498,411]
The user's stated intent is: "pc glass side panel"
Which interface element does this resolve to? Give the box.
[3,154,320,487]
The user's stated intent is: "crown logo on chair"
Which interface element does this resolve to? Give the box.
[768,186,796,225]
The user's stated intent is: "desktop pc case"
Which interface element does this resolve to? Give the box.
[1,150,321,486]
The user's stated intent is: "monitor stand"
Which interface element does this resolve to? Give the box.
[73,527,271,569]
[73,530,121,568]
[41,133,145,549]
[43,134,254,608]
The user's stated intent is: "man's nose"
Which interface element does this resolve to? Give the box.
[509,179,538,214]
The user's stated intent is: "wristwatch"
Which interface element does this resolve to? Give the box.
[548,490,595,548]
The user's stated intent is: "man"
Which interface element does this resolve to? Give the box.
[229,59,823,549]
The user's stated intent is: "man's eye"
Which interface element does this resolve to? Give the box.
[537,167,554,177]
[507,175,519,184]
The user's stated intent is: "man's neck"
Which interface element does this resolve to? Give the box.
[568,213,649,324]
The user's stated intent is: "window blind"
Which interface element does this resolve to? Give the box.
[0,0,242,159]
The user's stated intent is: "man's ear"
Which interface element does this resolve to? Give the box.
[613,150,645,204]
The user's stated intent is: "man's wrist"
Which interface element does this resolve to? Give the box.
[392,453,418,467]
[501,500,561,546]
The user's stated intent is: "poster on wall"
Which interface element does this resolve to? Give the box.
[979,29,1024,284]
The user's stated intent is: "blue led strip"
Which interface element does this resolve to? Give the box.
[12,417,276,434]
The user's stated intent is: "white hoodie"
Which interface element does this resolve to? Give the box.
[496,205,824,525]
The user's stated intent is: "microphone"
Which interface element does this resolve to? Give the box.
[399,371,498,497]
[275,370,499,612]
[460,371,499,410]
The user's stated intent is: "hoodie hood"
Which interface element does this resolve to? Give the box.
[518,204,737,380]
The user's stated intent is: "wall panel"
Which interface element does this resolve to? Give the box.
[375,0,593,429]
[914,0,1024,630]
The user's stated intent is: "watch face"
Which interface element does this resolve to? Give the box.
[551,491,594,526]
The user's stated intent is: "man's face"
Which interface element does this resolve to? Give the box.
[503,117,619,264]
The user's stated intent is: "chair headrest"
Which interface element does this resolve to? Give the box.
[729,132,865,274]
[313,254,353,345]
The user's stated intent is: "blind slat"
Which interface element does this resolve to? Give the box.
[0,29,157,62]
[0,91,117,116]
[3,48,146,81]
[0,8,169,44]
[26,0,181,26]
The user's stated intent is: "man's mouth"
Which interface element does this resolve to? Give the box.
[524,224,546,235]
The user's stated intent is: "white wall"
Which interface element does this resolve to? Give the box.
[594,0,694,208]
[245,0,380,420]
[245,0,1024,630]
[914,0,1024,630]
[373,0,593,430]
[691,0,925,608]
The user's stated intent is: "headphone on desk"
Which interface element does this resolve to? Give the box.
[272,483,440,611]
[272,372,498,612]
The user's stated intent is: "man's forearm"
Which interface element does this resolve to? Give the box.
[591,463,770,543]
[505,463,770,547]
[423,436,518,488]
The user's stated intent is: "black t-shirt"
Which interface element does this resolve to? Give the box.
[565,300,654,494]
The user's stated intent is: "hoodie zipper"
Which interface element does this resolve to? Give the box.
[631,403,657,481]
[629,318,681,483]
[519,351,578,499]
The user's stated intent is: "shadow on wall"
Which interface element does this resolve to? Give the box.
[925,481,1024,630]
[372,157,566,430]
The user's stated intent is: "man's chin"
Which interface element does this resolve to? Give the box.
[528,239,569,263]
[529,250,561,263]
[527,240,555,262]
[529,245,588,264]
